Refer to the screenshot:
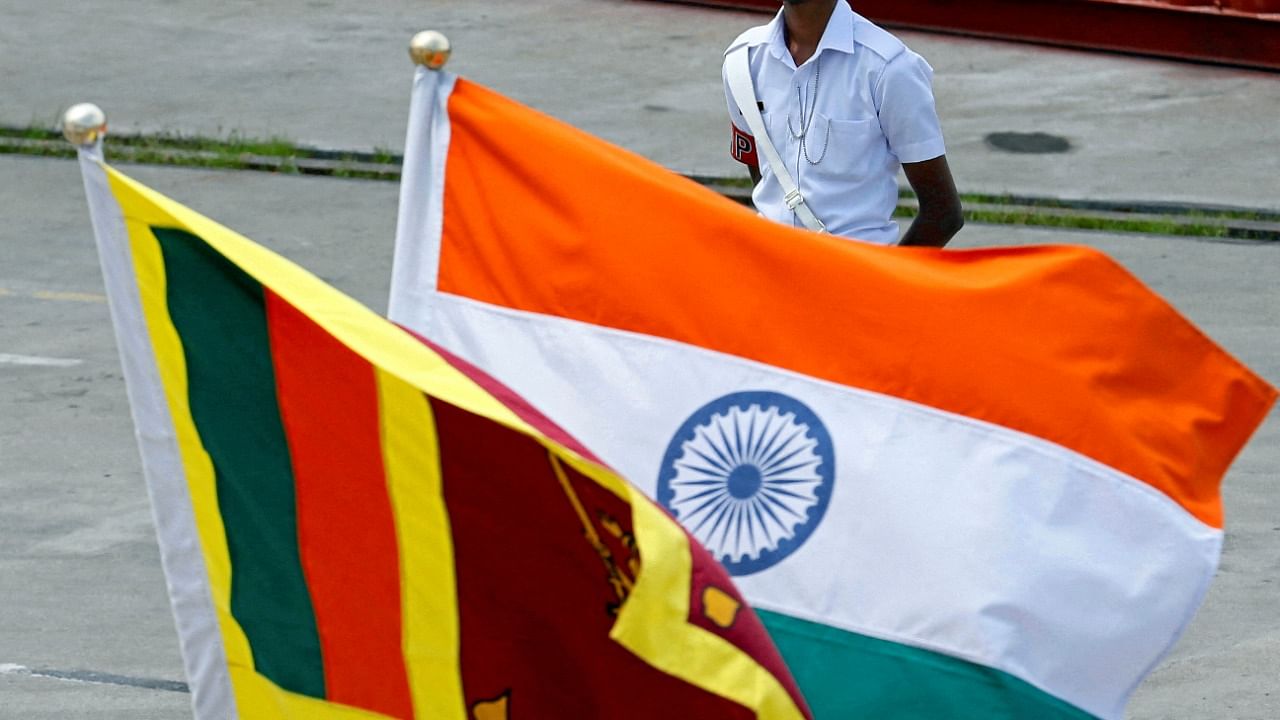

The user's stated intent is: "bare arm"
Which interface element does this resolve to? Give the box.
[900,155,963,247]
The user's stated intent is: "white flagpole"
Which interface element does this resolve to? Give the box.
[66,105,237,720]
[388,31,458,328]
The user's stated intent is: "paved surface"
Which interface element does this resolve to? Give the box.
[1,1,1277,718]
[3,0,1280,210]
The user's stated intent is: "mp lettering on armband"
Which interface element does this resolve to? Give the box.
[731,124,758,167]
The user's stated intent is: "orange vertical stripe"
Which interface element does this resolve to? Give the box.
[266,290,414,719]
[436,79,1276,528]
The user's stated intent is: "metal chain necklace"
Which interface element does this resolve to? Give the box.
[787,55,830,165]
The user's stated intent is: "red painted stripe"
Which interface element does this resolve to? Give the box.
[266,291,413,719]
[646,0,1280,71]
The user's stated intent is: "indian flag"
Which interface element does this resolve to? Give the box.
[74,143,810,719]
[387,68,1277,719]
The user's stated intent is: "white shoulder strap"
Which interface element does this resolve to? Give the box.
[725,44,826,234]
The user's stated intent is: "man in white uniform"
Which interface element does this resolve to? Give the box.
[723,0,963,247]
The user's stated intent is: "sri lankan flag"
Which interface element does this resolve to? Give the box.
[74,146,812,720]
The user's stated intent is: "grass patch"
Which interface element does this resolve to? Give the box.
[899,188,1280,223]
[3,123,1275,240]
[893,205,1233,239]
[0,125,402,173]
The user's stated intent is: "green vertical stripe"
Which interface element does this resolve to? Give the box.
[758,610,1097,720]
[155,227,325,699]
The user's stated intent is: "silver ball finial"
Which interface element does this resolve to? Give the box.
[409,31,451,70]
[62,103,108,146]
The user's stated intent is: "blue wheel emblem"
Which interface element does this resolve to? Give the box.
[657,391,834,576]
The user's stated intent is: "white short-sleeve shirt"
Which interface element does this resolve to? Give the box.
[722,3,946,245]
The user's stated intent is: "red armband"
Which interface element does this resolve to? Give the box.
[730,124,758,167]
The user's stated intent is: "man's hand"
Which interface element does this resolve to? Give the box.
[900,155,963,247]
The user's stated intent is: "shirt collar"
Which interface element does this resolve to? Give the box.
[764,1,856,68]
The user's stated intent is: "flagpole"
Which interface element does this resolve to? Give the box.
[409,30,452,70]
[389,31,457,324]
[62,102,107,154]
[64,105,238,720]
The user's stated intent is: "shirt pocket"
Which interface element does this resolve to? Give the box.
[810,114,886,182]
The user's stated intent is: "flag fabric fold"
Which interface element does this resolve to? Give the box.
[388,67,1277,719]
[76,146,811,720]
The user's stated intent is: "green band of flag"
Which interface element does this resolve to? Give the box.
[155,227,326,699]
[759,610,1095,719]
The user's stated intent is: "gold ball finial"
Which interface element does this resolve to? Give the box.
[409,30,451,70]
[62,103,108,146]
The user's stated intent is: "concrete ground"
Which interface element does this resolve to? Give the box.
[3,0,1280,210]
[1,1,1277,718]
